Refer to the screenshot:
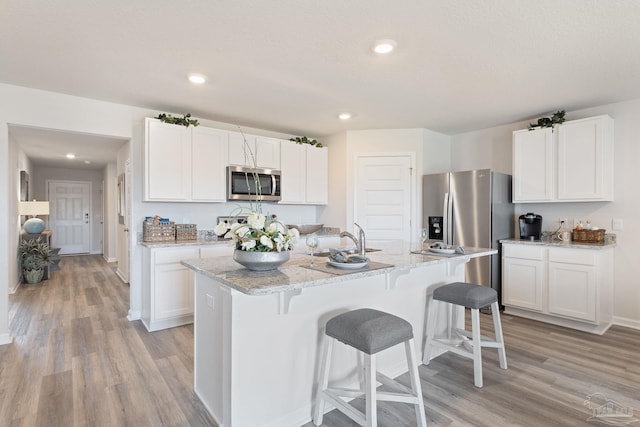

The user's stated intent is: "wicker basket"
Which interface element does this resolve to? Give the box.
[143,221,175,242]
[571,228,606,243]
[175,224,198,241]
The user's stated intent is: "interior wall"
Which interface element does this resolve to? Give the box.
[449,98,640,328]
[103,162,117,262]
[318,131,347,231]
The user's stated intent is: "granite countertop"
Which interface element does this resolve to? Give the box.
[181,241,497,296]
[500,238,616,250]
[140,238,234,248]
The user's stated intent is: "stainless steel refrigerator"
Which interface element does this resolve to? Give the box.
[423,169,514,301]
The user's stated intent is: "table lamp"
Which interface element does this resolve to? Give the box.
[19,200,50,234]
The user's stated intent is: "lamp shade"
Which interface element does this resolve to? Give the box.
[19,201,50,216]
[19,201,50,234]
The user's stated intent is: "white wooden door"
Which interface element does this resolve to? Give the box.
[49,181,91,254]
[355,155,413,241]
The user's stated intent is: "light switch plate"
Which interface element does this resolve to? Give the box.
[206,293,214,308]
[612,218,623,231]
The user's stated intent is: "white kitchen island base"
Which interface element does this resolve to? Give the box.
[186,244,496,427]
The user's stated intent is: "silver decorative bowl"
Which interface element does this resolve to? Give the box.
[233,249,290,271]
[286,224,324,234]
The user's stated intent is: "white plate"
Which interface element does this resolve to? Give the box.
[327,259,369,269]
[429,247,456,254]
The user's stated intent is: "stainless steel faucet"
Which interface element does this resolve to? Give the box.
[340,222,366,256]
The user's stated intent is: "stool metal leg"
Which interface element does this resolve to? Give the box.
[422,295,437,365]
[470,308,483,388]
[405,339,427,427]
[364,353,377,427]
[491,301,508,370]
[313,335,333,426]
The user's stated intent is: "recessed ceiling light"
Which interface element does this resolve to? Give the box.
[372,39,397,54]
[338,113,352,120]
[66,153,75,159]
[188,73,207,84]
[84,160,91,164]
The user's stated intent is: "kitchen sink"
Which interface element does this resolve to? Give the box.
[312,247,381,257]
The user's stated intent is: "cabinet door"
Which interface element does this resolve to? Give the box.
[192,127,228,202]
[154,263,194,320]
[145,119,191,201]
[200,245,233,258]
[306,146,328,204]
[548,262,596,322]
[502,256,544,311]
[279,141,307,203]
[255,136,281,169]
[557,116,614,201]
[228,132,256,166]
[512,127,553,202]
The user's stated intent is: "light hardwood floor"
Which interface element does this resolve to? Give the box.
[2,255,639,426]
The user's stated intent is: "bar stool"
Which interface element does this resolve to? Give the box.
[422,282,507,388]
[313,308,427,427]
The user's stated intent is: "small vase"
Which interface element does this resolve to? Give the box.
[23,268,44,284]
[233,249,290,271]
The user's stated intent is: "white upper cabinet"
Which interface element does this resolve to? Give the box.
[144,118,227,202]
[512,115,614,203]
[228,132,281,169]
[513,127,554,202]
[557,116,614,201]
[145,119,191,201]
[279,140,328,205]
[191,126,228,202]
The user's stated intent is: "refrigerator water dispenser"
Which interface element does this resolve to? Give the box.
[428,216,443,240]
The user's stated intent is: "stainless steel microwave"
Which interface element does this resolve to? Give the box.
[227,166,281,202]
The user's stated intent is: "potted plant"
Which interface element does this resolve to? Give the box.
[18,237,54,283]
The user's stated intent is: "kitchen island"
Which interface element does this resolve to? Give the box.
[182,242,496,427]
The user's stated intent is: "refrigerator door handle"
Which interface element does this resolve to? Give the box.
[447,192,454,245]
[443,193,449,244]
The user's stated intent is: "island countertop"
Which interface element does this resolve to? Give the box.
[181,241,497,296]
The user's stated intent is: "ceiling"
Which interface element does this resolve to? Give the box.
[2,1,640,167]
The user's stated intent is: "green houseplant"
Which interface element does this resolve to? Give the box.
[19,238,54,283]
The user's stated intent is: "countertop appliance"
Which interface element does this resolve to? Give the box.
[423,169,514,303]
[227,166,281,202]
[519,213,542,240]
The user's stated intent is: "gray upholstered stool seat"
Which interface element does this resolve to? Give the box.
[423,282,507,388]
[314,308,427,427]
[325,308,414,355]
[432,282,498,309]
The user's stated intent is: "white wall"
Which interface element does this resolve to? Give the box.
[449,98,640,328]
[103,162,117,262]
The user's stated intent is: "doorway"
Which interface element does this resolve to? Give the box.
[354,154,415,242]
[48,180,92,255]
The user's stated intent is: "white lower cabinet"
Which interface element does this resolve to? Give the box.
[142,244,232,332]
[502,243,613,334]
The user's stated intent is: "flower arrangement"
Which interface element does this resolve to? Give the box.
[215,212,299,252]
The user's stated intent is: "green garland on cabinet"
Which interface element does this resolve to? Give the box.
[156,113,200,127]
[528,110,566,130]
[290,136,323,148]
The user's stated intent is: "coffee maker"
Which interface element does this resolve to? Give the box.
[519,213,542,240]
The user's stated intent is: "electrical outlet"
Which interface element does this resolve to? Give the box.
[612,218,623,231]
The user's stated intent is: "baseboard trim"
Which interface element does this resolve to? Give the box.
[102,254,117,263]
[613,316,640,330]
[0,333,13,346]
[9,279,21,294]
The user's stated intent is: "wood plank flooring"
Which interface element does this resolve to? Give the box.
[2,255,639,426]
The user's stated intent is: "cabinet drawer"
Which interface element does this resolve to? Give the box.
[200,245,233,258]
[154,247,200,264]
[503,244,546,260]
[549,248,596,266]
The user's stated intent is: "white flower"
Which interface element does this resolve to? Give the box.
[260,235,274,250]
[247,212,266,230]
[214,221,229,236]
[235,224,251,238]
[274,234,286,251]
[267,222,286,234]
[241,240,256,250]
